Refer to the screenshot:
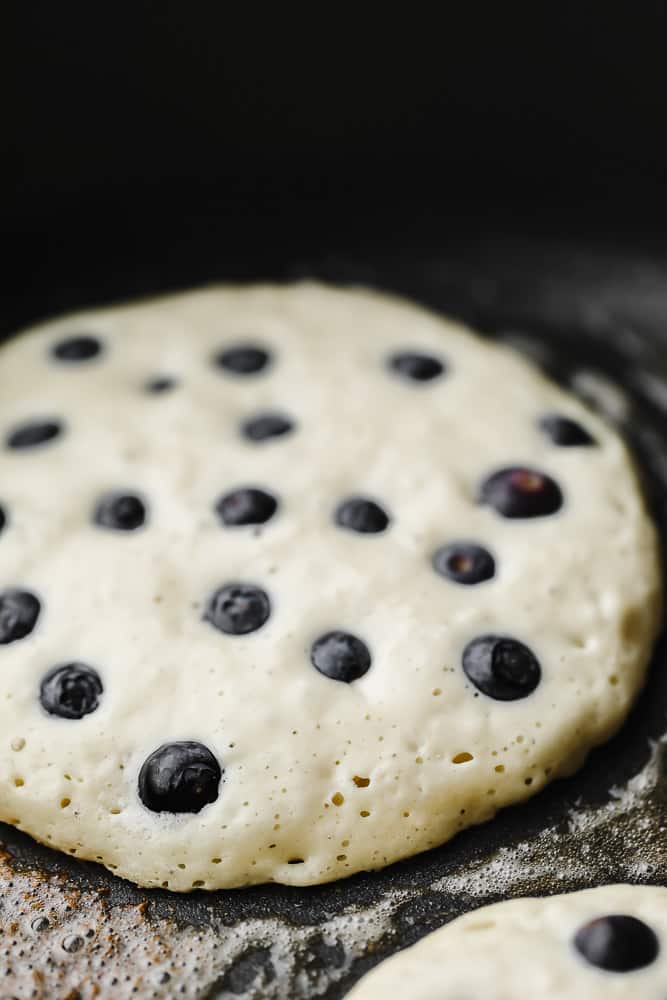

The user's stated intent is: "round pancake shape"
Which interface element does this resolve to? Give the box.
[348,884,667,998]
[0,283,661,890]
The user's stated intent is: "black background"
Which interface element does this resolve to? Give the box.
[4,3,667,333]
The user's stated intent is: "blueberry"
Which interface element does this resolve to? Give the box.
[0,589,41,644]
[94,492,146,531]
[138,741,222,813]
[40,663,103,720]
[479,467,563,518]
[335,497,390,534]
[52,335,102,362]
[311,631,371,682]
[215,488,278,526]
[433,542,495,584]
[539,414,596,446]
[215,344,270,375]
[574,915,659,972]
[389,351,445,382]
[145,376,177,393]
[6,420,63,450]
[205,583,271,635]
[0,504,6,535]
[242,413,294,442]
[462,635,541,700]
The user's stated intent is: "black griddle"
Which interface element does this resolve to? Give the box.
[1,226,667,999]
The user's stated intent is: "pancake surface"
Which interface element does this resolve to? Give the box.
[0,283,661,890]
[348,884,667,998]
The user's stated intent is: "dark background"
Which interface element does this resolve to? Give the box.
[4,3,667,334]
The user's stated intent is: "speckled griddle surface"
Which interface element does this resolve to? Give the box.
[1,232,667,999]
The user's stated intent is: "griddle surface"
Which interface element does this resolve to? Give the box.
[1,231,667,998]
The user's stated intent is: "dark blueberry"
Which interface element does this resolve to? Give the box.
[138,741,222,813]
[433,542,495,584]
[215,344,270,375]
[539,414,596,446]
[0,589,41,645]
[462,635,541,700]
[94,492,146,531]
[6,420,63,450]
[335,497,390,534]
[389,351,445,382]
[31,917,50,932]
[52,335,102,362]
[145,376,177,393]
[242,412,294,442]
[215,488,278,526]
[311,631,371,682]
[478,466,563,518]
[205,583,271,635]
[574,915,659,973]
[0,504,5,535]
[40,662,103,720]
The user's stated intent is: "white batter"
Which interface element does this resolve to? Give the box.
[0,284,661,890]
[348,884,667,998]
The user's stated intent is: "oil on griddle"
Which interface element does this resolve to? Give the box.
[1,239,666,999]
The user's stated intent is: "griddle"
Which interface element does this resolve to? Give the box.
[1,222,667,998]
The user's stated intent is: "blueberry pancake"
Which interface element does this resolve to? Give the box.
[348,884,667,998]
[0,284,661,890]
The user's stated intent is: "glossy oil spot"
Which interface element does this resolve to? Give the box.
[62,934,85,953]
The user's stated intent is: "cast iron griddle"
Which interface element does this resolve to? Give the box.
[1,230,667,999]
